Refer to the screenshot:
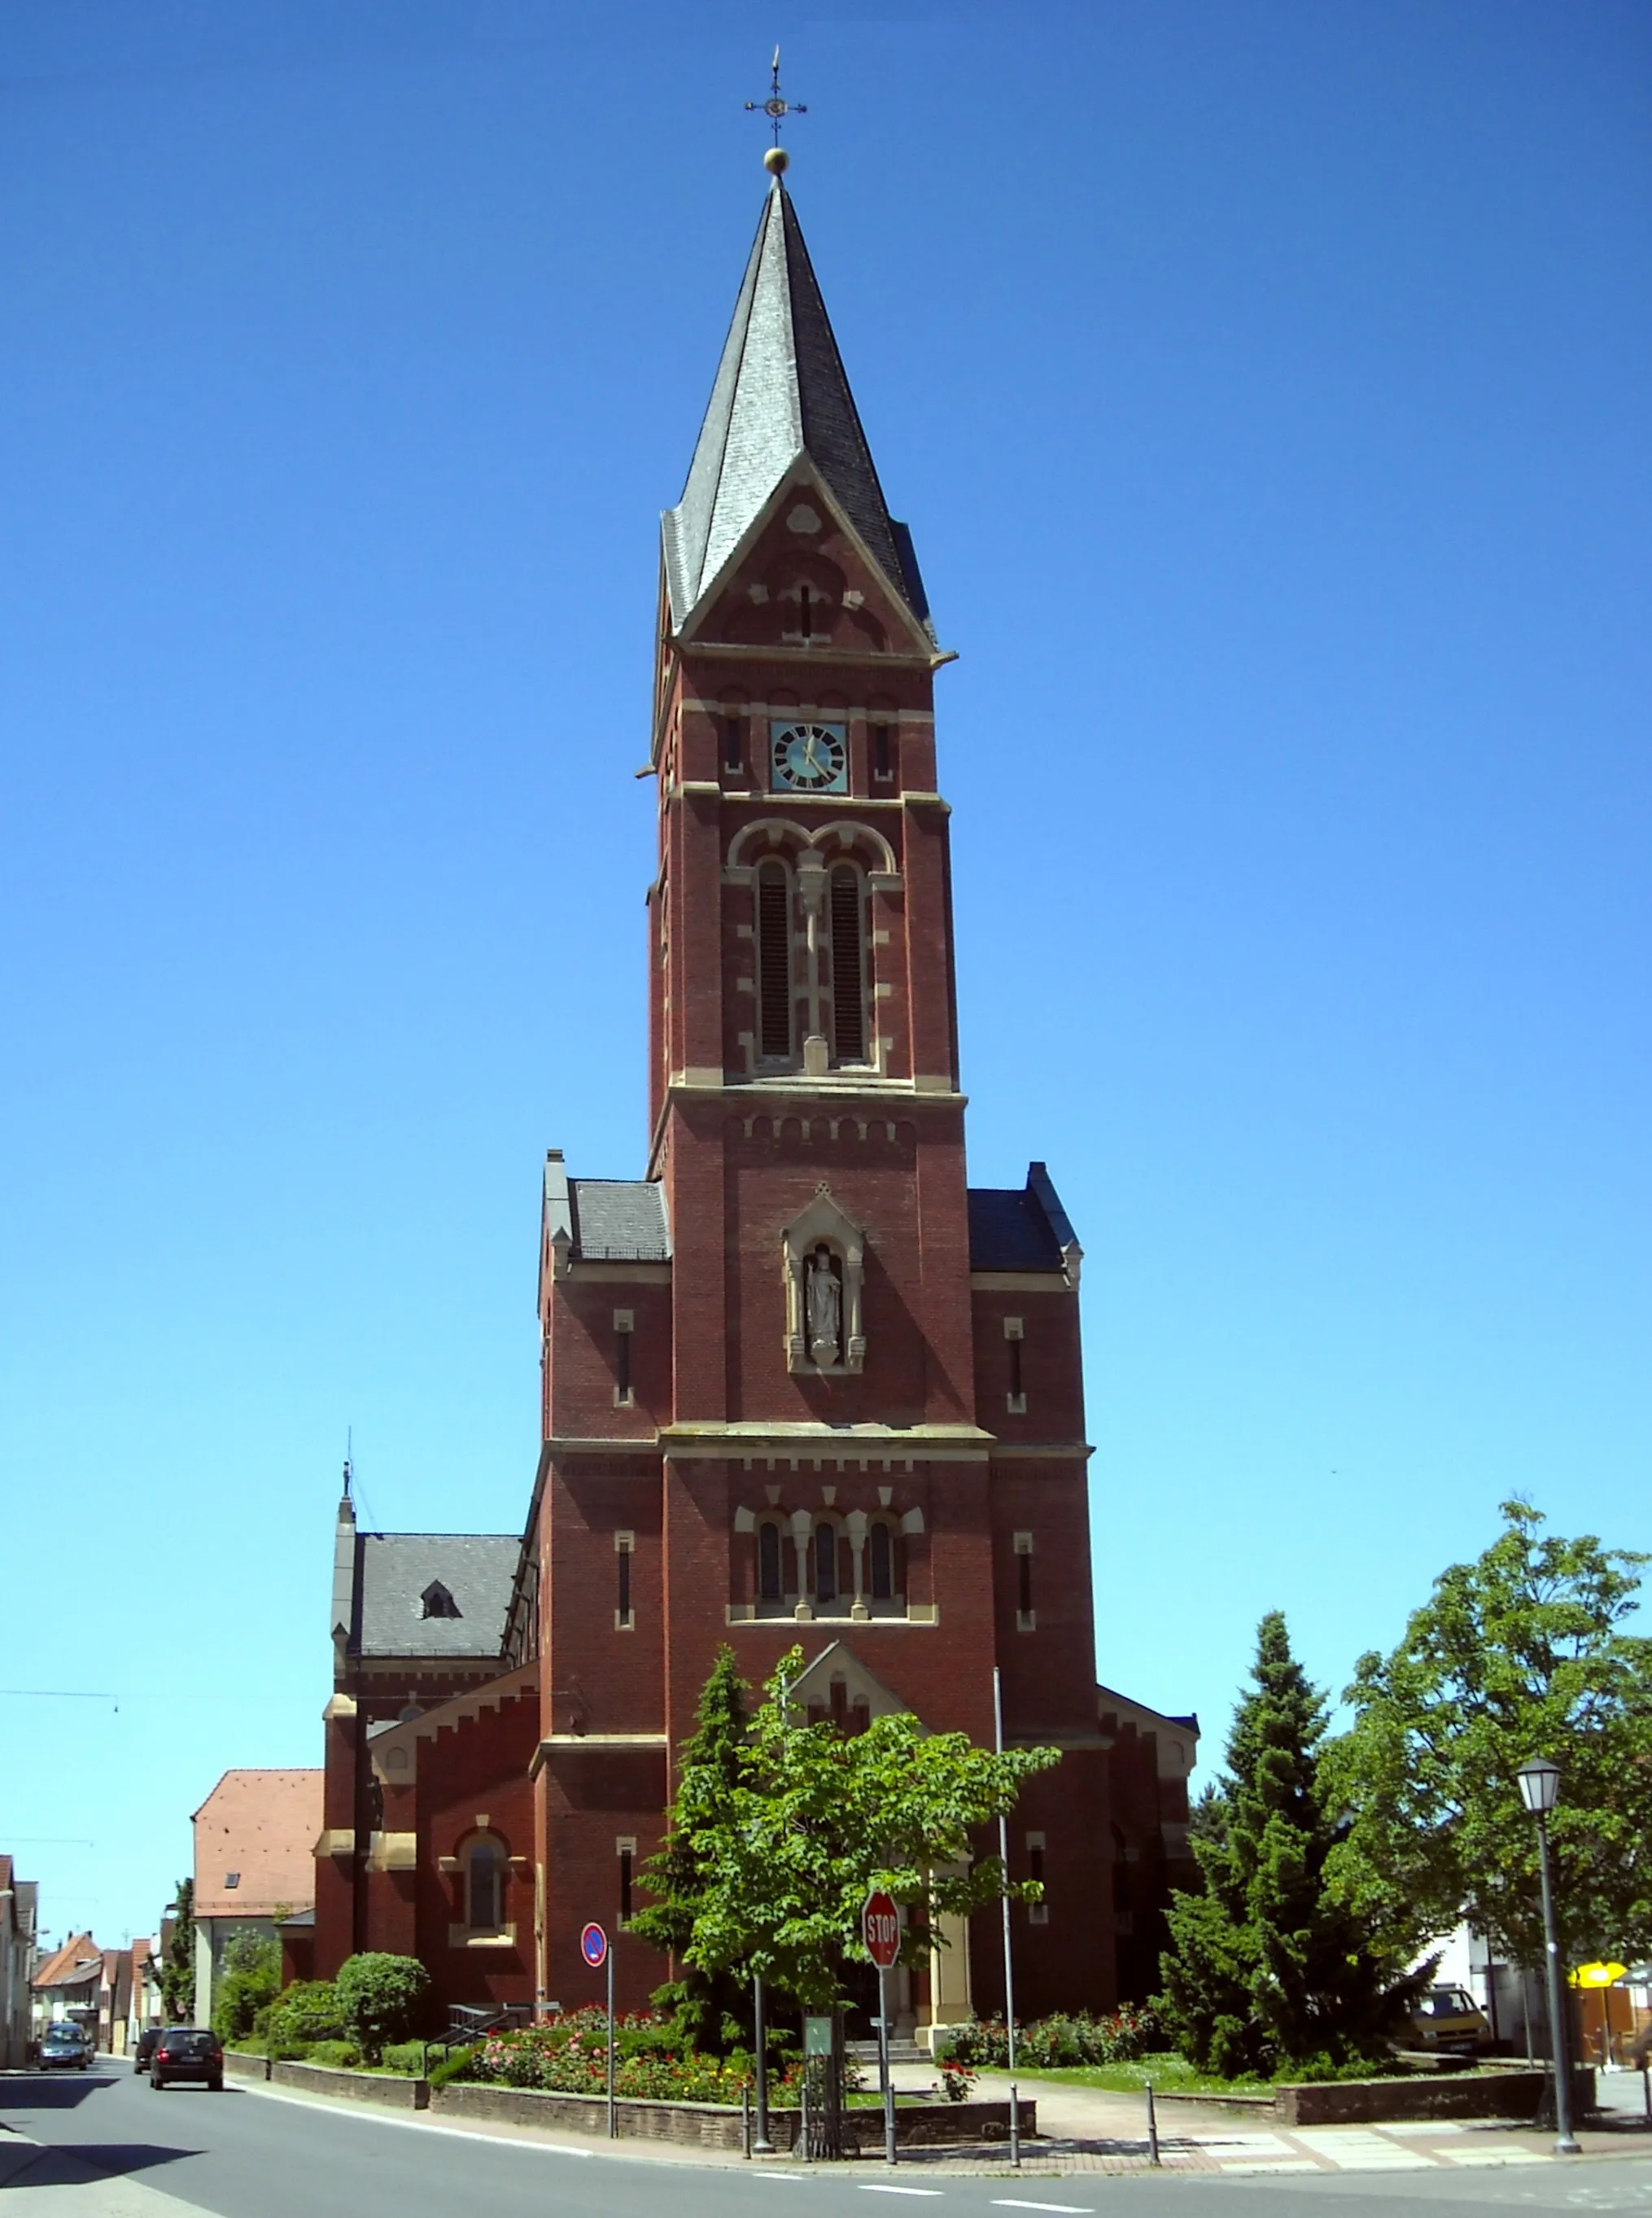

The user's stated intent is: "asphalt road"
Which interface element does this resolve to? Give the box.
[3,2062,1651,2218]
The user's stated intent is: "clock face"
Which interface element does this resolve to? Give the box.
[770,720,848,794]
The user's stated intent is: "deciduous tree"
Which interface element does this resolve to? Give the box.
[1324,1500,1652,1969]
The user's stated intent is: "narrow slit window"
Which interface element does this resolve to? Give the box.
[869,1522,894,1599]
[1015,1530,1034,1626]
[757,862,793,1061]
[814,1522,837,1603]
[723,715,744,773]
[1009,1338,1023,1403]
[758,1523,783,1603]
[615,1529,635,1628]
[618,1548,631,1623]
[872,724,892,781]
[1028,1832,1049,1924]
[618,1846,634,1924]
[614,1321,632,1405]
[829,866,865,1063]
[799,582,813,639]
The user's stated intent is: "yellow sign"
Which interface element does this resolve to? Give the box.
[1571,1962,1628,1989]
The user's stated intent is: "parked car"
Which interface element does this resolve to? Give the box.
[133,2027,163,2073]
[150,2028,224,2091]
[1409,1984,1493,2055]
[39,2023,91,2071]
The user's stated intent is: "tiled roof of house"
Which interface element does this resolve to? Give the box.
[352,1532,520,1659]
[191,1769,323,1919]
[32,1932,103,1991]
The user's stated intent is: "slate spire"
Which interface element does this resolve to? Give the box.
[662,180,929,633]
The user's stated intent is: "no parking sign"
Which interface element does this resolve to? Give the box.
[580,1922,608,1969]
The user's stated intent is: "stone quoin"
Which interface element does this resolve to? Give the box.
[313,169,1200,2045]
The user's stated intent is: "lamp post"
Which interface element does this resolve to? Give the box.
[1515,1758,1580,2155]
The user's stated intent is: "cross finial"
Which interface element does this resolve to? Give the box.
[745,45,806,173]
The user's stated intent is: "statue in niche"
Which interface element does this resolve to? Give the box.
[806,1245,842,1366]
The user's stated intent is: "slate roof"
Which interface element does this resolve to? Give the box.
[191,1770,322,1920]
[568,1179,671,1262]
[352,1531,519,1659]
[662,180,930,632]
[967,1162,1082,1274]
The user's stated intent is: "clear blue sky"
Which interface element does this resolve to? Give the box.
[2,1,1646,1953]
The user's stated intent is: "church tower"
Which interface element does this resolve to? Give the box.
[526,170,1125,2034]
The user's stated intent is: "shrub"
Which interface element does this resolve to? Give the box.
[305,2039,362,2067]
[334,1953,431,2063]
[948,2007,1160,2071]
[468,2013,802,2107]
[380,2041,429,2076]
[212,1935,282,2045]
[428,2045,477,2089]
[263,1980,347,2050]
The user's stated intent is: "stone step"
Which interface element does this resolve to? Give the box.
[846,2038,929,2067]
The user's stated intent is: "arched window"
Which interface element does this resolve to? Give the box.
[758,1521,784,1603]
[868,1521,895,1601]
[829,864,865,1064]
[814,1521,837,1605]
[467,1841,503,1934]
[756,860,793,1061]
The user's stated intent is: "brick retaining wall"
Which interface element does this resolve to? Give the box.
[269,2059,429,2110]
[433,2080,1032,2150]
[1274,2068,1595,2128]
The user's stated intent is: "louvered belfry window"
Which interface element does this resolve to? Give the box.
[757,861,793,1060]
[829,865,865,1063]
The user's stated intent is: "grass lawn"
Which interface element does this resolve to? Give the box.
[977,2051,1270,2098]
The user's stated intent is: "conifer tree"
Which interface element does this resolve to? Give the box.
[160,1879,195,2023]
[632,1645,752,2048]
[1158,1612,1424,2079]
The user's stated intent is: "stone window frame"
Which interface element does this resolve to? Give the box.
[781,1184,866,1376]
[445,1823,518,1947]
[734,1501,921,1623]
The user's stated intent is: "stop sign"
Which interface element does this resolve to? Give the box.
[863,1889,900,1971]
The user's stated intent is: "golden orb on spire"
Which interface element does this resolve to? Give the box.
[764,145,789,176]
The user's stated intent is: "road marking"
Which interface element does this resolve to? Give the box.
[992,2202,1093,2212]
[858,2190,944,2198]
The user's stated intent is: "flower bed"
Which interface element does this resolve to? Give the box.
[471,2008,801,2109]
[947,2007,1160,2070]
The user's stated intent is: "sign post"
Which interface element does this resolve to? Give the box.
[581,1923,612,2138]
[863,1889,900,2168]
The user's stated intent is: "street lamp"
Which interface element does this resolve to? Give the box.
[1516,1758,1580,2155]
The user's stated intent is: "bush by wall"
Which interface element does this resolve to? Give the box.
[471,2010,802,2108]
[334,1953,431,2063]
[947,2007,1160,2070]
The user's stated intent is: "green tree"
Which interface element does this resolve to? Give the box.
[1158,1612,1424,2080]
[674,1647,1060,2010]
[1324,1499,1652,1971]
[212,1931,281,2045]
[160,1879,194,2022]
[631,1645,754,2049]
[334,1952,431,2063]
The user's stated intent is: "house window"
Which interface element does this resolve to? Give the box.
[756,861,793,1061]
[1015,1531,1035,1630]
[868,1521,895,1601]
[224,1872,239,1889]
[467,1842,503,1935]
[615,1530,635,1630]
[814,1521,838,1605]
[421,1581,461,1620]
[758,1521,784,1603]
[829,866,866,1064]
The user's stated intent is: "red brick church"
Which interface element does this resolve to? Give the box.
[313,168,1197,2043]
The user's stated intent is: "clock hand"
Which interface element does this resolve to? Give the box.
[802,734,824,772]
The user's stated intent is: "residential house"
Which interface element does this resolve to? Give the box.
[31,1933,106,2048]
[0,1857,39,2067]
[192,1770,321,2028]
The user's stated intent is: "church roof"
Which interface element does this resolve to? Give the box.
[968,1163,1082,1275]
[350,1532,519,1659]
[662,179,929,632]
[568,1178,671,1262]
